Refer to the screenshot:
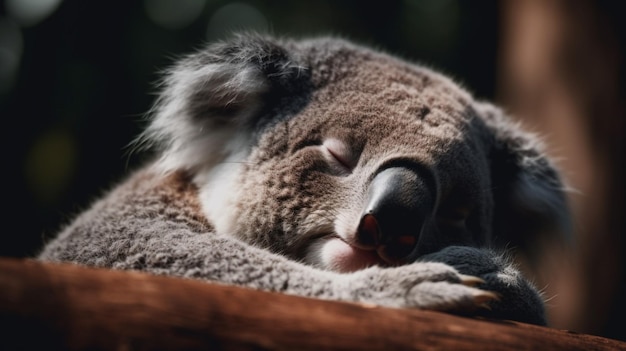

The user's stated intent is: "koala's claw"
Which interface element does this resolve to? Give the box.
[459,274,485,287]
[472,290,500,306]
[458,275,500,307]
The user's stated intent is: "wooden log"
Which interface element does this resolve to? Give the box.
[0,258,623,351]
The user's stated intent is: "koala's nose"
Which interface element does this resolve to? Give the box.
[356,167,435,263]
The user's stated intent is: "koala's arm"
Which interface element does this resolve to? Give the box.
[421,246,547,325]
[39,169,493,314]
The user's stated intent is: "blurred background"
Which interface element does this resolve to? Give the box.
[1,0,623,342]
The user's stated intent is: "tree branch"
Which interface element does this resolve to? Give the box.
[0,258,622,350]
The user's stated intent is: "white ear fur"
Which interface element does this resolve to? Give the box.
[142,62,268,173]
[136,34,309,174]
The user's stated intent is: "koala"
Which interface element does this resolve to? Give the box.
[39,33,570,326]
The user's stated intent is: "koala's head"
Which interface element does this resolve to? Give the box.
[143,33,570,273]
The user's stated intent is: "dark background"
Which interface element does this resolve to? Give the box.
[1,0,623,342]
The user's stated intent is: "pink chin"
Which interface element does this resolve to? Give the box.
[321,237,384,273]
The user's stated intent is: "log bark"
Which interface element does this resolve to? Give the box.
[0,258,623,351]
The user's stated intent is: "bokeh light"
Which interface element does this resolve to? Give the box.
[144,0,207,29]
[402,0,460,55]
[206,2,268,41]
[0,17,22,94]
[5,0,63,27]
[24,129,77,206]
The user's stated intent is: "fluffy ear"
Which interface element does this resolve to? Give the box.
[140,33,310,172]
[477,103,572,259]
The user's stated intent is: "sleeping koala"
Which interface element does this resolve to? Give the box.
[39,33,570,326]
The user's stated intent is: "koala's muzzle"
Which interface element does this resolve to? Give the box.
[357,167,435,264]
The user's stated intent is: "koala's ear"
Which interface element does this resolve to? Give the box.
[140,33,310,172]
[477,103,573,258]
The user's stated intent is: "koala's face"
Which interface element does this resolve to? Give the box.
[145,34,569,273]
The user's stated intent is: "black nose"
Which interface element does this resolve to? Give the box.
[356,167,435,263]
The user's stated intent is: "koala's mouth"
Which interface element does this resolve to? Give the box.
[307,235,390,273]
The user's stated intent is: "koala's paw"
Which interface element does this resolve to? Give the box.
[420,246,547,325]
[343,262,498,314]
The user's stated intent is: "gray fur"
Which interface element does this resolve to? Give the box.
[39,33,570,326]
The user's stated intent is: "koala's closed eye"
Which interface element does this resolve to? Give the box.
[322,138,359,173]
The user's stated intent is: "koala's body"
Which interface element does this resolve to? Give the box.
[39,34,570,326]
